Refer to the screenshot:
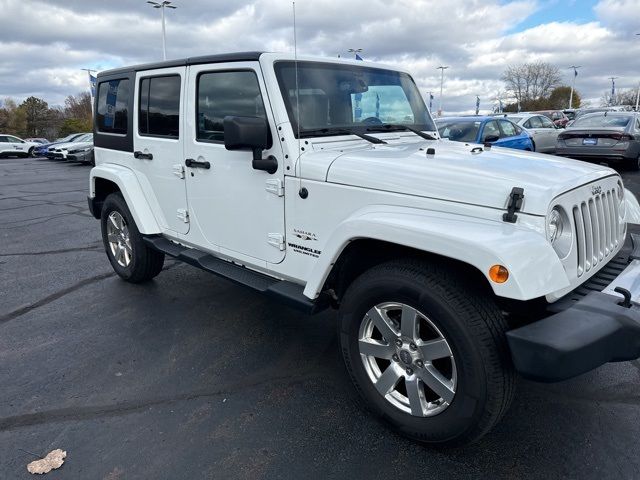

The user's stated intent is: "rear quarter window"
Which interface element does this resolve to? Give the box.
[97,79,130,135]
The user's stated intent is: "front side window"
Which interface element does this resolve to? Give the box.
[274,61,435,137]
[7,136,23,143]
[527,116,543,128]
[196,70,266,143]
[97,78,130,134]
[139,75,181,138]
[482,121,501,140]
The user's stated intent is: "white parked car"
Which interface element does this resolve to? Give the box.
[502,113,560,153]
[47,133,93,160]
[88,52,640,446]
[0,134,39,157]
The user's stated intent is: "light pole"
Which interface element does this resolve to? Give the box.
[437,66,448,116]
[147,1,177,60]
[348,48,363,60]
[568,65,581,109]
[636,34,640,111]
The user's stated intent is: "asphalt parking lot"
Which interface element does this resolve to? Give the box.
[1,157,640,479]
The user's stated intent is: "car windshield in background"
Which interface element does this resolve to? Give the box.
[436,121,480,142]
[274,61,435,138]
[507,116,522,123]
[572,115,631,128]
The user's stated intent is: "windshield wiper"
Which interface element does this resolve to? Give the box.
[299,128,387,144]
[366,124,437,141]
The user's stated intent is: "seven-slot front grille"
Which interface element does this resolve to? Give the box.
[572,187,621,277]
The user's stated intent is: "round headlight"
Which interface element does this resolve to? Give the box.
[548,208,563,244]
[547,206,572,258]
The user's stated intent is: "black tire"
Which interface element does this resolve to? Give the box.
[338,259,515,446]
[530,140,536,152]
[100,193,164,283]
[28,147,35,157]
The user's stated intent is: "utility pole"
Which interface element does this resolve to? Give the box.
[147,1,177,60]
[568,65,581,109]
[436,66,448,117]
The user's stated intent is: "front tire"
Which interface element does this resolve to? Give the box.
[625,155,640,172]
[338,260,515,446]
[100,193,165,283]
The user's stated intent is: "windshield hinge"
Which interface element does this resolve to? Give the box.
[173,164,185,179]
[503,187,524,223]
[265,179,284,197]
[177,208,190,223]
[268,233,285,250]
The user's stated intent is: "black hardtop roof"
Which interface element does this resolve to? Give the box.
[97,51,264,78]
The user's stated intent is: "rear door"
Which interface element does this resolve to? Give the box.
[537,115,559,152]
[133,68,189,234]
[498,120,529,150]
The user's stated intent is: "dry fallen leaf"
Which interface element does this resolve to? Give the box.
[27,449,66,475]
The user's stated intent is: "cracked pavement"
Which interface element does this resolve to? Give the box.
[1,157,640,479]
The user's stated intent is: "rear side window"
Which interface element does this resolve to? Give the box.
[96,79,130,134]
[139,75,181,138]
[499,120,517,137]
[196,70,266,143]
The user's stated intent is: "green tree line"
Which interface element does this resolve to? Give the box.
[0,92,92,140]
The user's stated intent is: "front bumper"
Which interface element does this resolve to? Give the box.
[507,235,640,382]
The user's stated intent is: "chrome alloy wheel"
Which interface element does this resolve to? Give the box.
[358,302,457,417]
[106,211,132,267]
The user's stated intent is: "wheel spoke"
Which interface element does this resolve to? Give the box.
[419,365,455,404]
[116,245,125,265]
[124,248,131,265]
[107,232,118,243]
[418,338,452,361]
[374,365,401,396]
[400,305,418,339]
[367,306,398,340]
[406,377,427,416]
[358,339,394,359]
[109,215,119,231]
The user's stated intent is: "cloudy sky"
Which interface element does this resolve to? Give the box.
[0,0,638,113]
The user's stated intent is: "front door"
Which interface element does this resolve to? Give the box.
[133,67,189,234]
[184,62,285,264]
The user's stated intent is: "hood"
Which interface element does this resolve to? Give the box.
[302,139,617,216]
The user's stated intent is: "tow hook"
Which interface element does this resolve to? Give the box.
[614,287,633,308]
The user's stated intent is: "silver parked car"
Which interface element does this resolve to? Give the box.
[503,113,560,153]
[556,112,640,170]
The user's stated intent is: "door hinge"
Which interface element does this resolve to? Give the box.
[503,187,524,223]
[268,233,285,250]
[265,178,284,197]
[177,208,190,223]
[173,164,185,179]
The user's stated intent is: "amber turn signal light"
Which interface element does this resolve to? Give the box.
[489,265,509,283]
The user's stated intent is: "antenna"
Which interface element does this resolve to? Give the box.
[293,2,306,198]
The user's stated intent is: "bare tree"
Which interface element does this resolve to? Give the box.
[501,61,562,108]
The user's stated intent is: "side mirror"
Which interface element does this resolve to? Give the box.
[484,134,499,143]
[223,116,277,174]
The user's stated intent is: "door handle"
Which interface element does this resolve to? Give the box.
[185,158,211,169]
[134,151,153,160]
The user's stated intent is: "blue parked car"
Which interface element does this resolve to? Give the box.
[33,133,87,157]
[435,116,534,151]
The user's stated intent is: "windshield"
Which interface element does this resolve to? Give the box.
[436,120,480,142]
[572,115,631,128]
[274,61,436,138]
[507,116,522,123]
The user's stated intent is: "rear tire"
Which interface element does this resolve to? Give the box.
[338,259,515,446]
[100,193,164,283]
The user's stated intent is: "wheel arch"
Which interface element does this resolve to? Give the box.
[302,206,569,302]
[89,164,161,234]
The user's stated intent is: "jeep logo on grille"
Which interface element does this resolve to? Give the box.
[591,185,602,195]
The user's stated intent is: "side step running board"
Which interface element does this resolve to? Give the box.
[144,236,327,314]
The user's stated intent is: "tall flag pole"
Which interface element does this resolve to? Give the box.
[609,77,617,105]
[428,92,434,112]
[568,66,580,109]
[475,96,480,115]
[81,68,97,114]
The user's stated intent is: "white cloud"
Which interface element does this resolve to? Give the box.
[0,0,638,113]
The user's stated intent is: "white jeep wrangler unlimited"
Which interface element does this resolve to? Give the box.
[88,52,640,445]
